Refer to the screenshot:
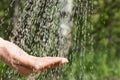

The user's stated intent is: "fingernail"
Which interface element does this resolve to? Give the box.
[61,58,69,64]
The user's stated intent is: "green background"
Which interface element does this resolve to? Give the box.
[0,0,120,80]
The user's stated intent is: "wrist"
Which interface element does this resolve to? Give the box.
[0,37,5,47]
[0,37,6,59]
[0,37,4,41]
[0,41,5,61]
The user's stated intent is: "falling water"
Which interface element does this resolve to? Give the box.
[0,0,94,79]
[10,0,73,79]
[72,0,94,79]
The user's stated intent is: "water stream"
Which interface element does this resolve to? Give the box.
[0,0,93,79]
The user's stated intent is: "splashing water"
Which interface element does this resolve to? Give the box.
[0,0,94,79]
[10,0,73,57]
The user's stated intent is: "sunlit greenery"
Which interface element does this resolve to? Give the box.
[0,0,120,80]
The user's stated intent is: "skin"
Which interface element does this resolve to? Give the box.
[0,37,68,76]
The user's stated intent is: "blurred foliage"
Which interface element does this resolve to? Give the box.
[0,0,120,80]
[93,0,120,56]
[0,0,13,39]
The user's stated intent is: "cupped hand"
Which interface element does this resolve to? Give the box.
[0,37,68,76]
[15,56,68,76]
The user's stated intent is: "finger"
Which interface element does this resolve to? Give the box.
[58,57,69,64]
[11,57,33,69]
[34,57,67,71]
[14,64,34,76]
[41,57,69,64]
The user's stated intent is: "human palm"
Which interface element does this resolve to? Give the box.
[0,38,68,76]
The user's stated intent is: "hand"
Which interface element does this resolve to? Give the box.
[0,37,68,76]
